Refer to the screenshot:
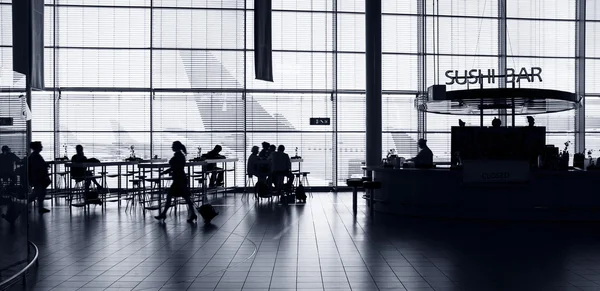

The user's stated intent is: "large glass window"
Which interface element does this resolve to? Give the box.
[11,0,589,187]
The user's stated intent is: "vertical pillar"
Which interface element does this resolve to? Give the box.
[149,0,154,158]
[575,0,586,154]
[365,0,382,171]
[417,0,427,140]
[332,0,338,187]
[498,0,508,126]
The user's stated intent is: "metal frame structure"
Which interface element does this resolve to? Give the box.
[0,0,587,187]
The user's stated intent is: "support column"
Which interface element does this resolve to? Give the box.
[498,0,508,126]
[417,0,427,140]
[365,0,382,172]
[575,0,586,153]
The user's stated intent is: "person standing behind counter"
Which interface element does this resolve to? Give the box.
[407,139,434,169]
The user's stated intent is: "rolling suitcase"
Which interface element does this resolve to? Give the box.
[198,204,219,224]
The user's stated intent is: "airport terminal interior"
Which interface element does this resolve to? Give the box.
[3,0,600,290]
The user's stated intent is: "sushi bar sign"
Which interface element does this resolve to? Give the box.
[445,67,543,86]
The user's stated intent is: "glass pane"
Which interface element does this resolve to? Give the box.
[507,20,576,57]
[507,0,576,19]
[56,7,150,48]
[338,13,365,52]
[338,94,365,132]
[246,52,333,90]
[382,95,419,132]
[427,17,498,55]
[57,49,150,88]
[586,59,600,94]
[58,92,150,132]
[383,54,419,91]
[246,93,332,132]
[337,133,365,182]
[337,53,365,90]
[383,15,418,54]
[153,50,244,89]
[427,0,498,17]
[247,132,333,186]
[153,9,243,49]
[153,92,244,132]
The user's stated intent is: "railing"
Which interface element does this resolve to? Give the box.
[0,241,39,290]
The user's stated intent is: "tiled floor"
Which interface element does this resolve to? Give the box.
[8,192,600,291]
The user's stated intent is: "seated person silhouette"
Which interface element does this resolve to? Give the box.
[203,145,226,187]
[258,142,271,159]
[407,139,434,168]
[527,116,535,127]
[270,145,295,193]
[247,146,266,183]
[492,117,502,128]
[0,145,20,187]
[71,145,103,203]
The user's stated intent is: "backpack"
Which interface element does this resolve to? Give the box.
[198,204,219,224]
[295,183,307,202]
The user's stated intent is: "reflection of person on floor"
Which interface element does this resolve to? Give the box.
[270,145,294,192]
[28,142,51,213]
[407,139,434,169]
[0,145,20,186]
[71,145,103,204]
[203,145,226,187]
[155,141,197,223]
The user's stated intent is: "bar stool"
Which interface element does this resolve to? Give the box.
[346,178,363,214]
[363,180,381,217]
[294,172,312,197]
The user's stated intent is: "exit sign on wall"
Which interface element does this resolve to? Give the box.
[0,118,13,126]
[310,118,331,125]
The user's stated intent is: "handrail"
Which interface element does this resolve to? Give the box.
[0,241,39,290]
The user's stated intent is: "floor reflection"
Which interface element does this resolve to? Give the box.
[5,193,600,290]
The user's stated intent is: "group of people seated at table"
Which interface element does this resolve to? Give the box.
[0,142,51,218]
[246,141,294,196]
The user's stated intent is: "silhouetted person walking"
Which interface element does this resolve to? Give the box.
[28,142,50,213]
[155,141,197,223]
[0,145,20,186]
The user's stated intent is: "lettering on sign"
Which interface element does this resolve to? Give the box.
[445,67,543,86]
[310,118,331,126]
[481,172,510,180]
[462,160,530,183]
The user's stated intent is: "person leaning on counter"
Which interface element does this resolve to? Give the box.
[407,138,434,168]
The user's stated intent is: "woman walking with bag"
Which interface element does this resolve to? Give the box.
[155,141,198,223]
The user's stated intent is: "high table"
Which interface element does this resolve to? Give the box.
[65,161,140,208]
[138,158,239,210]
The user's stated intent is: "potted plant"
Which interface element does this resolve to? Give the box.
[125,145,142,162]
[559,141,572,169]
